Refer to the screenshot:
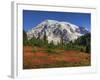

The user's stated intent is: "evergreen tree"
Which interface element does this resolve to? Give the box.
[23,30,27,40]
[37,33,41,39]
[74,33,91,53]
[43,31,47,41]
[60,36,63,45]
[23,30,28,46]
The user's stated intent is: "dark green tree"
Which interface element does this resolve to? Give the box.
[37,33,41,40]
[23,30,28,46]
[43,31,47,41]
[23,30,27,41]
[75,33,90,46]
[74,33,91,53]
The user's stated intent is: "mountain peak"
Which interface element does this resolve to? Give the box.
[45,19,59,22]
[27,20,89,45]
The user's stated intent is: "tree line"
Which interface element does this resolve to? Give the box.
[23,30,91,53]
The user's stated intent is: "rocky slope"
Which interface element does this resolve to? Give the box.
[27,19,89,45]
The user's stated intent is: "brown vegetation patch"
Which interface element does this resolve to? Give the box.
[23,46,90,69]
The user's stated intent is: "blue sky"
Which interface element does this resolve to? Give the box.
[23,10,91,32]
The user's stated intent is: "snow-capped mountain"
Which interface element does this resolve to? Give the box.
[27,19,89,45]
